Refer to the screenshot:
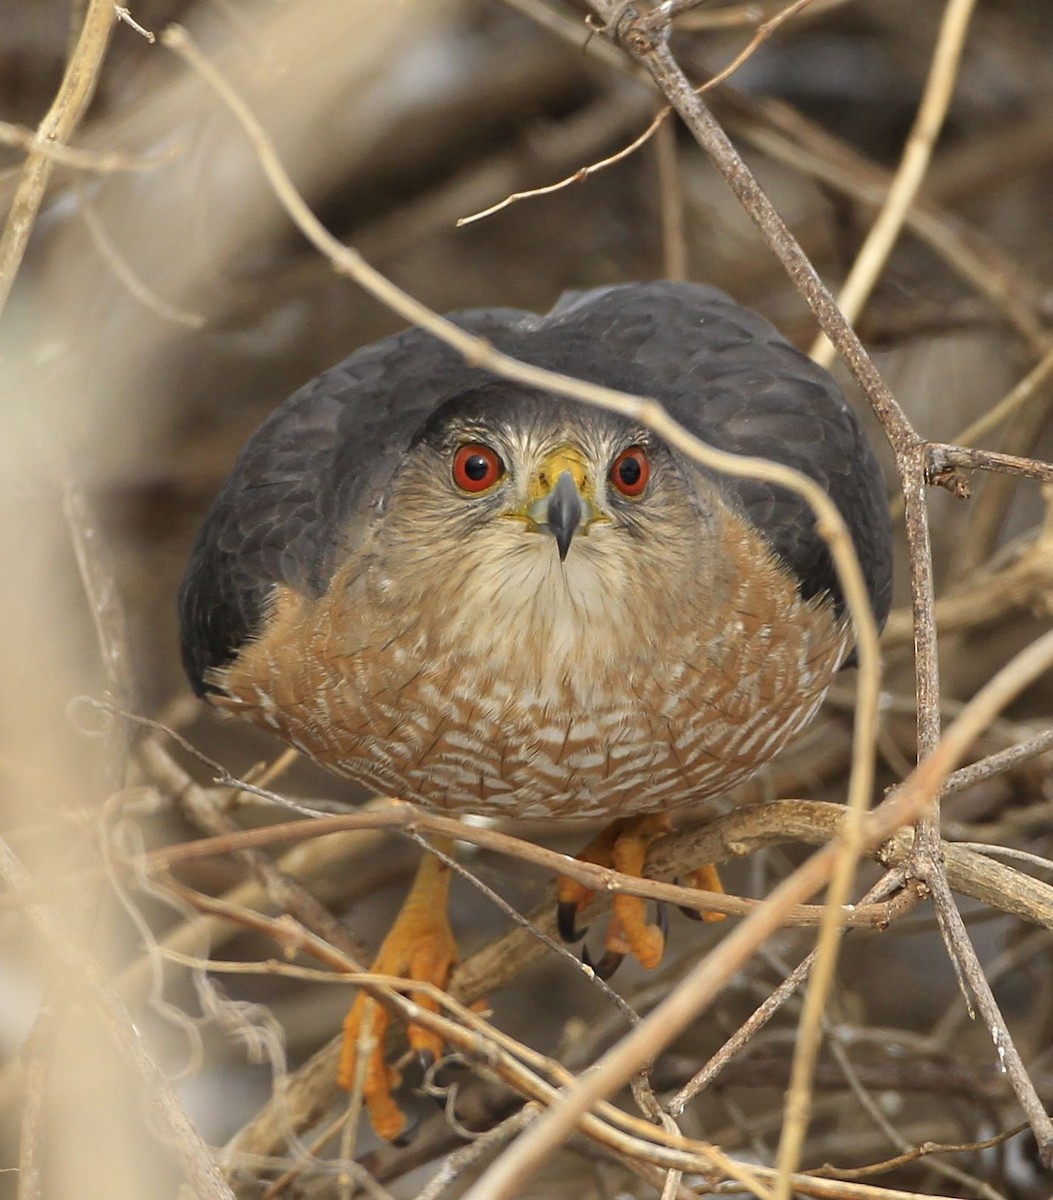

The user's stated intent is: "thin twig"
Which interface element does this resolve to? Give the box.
[823,1031,1006,1200]
[114,6,156,41]
[807,1123,1029,1183]
[674,0,818,94]
[132,795,1053,932]
[926,443,1053,486]
[942,725,1053,796]
[457,107,671,227]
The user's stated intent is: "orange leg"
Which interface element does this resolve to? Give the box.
[557,815,727,973]
[555,819,625,941]
[338,839,458,1142]
[683,862,728,924]
[557,814,669,970]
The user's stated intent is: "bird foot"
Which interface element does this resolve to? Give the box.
[557,813,672,972]
[558,817,730,973]
[338,849,457,1142]
[677,862,728,923]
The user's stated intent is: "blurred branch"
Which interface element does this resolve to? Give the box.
[0,834,235,1200]
[810,0,978,366]
[16,1002,61,1200]
[0,118,178,174]
[0,0,116,318]
[653,113,687,280]
[79,190,206,329]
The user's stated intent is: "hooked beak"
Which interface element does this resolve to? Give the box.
[524,446,596,562]
[544,471,588,561]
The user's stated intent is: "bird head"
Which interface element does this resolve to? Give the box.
[368,383,716,667]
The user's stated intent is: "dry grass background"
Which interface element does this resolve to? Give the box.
[2,1,1053,1197]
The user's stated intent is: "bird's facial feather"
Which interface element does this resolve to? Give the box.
[366,388,724,688]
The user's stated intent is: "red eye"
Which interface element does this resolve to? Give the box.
[452,443,504,493]
[610,446,650,497]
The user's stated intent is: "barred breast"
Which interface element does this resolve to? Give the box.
[214,509,850,820]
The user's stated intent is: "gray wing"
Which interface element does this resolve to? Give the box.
[180,282,892,694]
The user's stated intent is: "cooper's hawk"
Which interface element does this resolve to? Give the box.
[179,281,892,1138]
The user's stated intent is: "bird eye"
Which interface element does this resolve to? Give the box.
[609,446,650,497]
[452,443,504,493]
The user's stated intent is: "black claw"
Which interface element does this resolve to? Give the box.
[676,877,703,921]
[581,942,625,981]
[392,1112,420,1148]
[655,900,669,941]
[417,1049,435,1075]
[557,899,588,943]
